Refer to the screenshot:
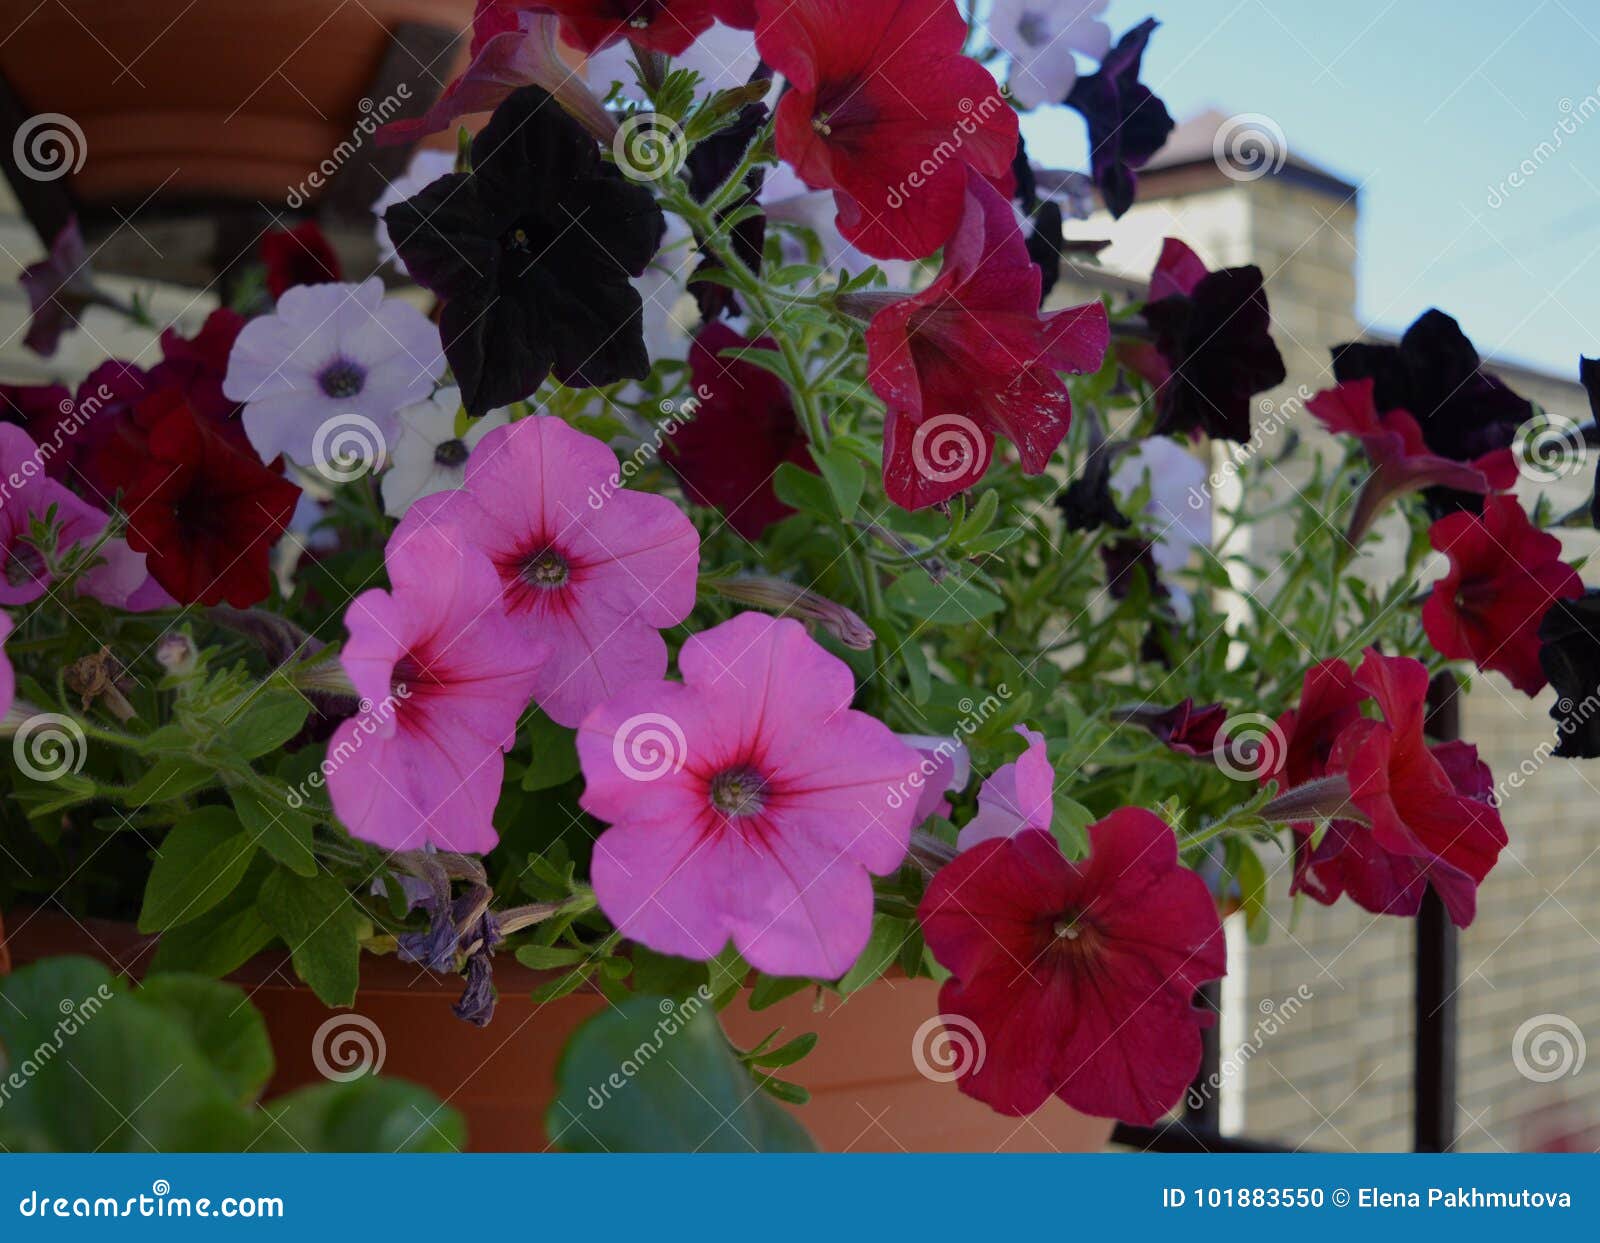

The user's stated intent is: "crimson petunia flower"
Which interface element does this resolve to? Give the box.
[1265,651,1507,927]
[120,389,300,607]
[261,221,342,300]
[386,85,664,416]
[853,172,1109,510]
[757,0,1018,261]
[1064,18,1174,219]
[1422,493,1581,695]
[918,815,1225,1123]
[1127,238,1285,444]
[1307,379,1516,544]
[1333,309,1533,516]
[664,322,811,537]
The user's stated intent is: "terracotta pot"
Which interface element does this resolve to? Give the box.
[0,0,476,208]
[3,910,1114,1153]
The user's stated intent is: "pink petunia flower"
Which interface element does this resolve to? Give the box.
[957,725,1054,850]
[577,611,920,977]
[401,416,699,729]
[328,524,549,853]
[918,814,1226,1122]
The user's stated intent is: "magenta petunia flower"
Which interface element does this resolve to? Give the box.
[577,612,920,977]
[327,524,549,853]
[957,725,1054,850]
[401,416,699,729]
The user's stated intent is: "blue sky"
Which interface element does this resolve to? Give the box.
[1018,0,1600,377]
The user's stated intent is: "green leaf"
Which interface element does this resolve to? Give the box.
[222,690,311,760]
[257,868,363,1008]
[1050,797,1095,859]
[514,944,590,970]
[771,462,834,519]
[134,974,274,1105]
[519,709,582,792]
[256,1078,465,1153]
[546,994,815,1152]
[886,572,1004,624]
[746,1031,817,1069]
[0,958,255,1151]
[837,915,912,994]
[122,757,216,806]
[810,444,866,521]
[230,782,316,877]
[137,806,258,934]
[748,973,811,1012]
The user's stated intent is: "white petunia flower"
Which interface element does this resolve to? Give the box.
[381,386,510,518]
[989,0,1112,111]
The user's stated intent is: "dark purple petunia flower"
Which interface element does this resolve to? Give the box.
[1118,697,1229,756]
[1538,590,1600,759]
[19,217,98,357]
[385,85,665,416]
[1065,18,1174,219]
[1333,309,1533,516]
[1130,238,1286,444]
[1581,355,1600,526]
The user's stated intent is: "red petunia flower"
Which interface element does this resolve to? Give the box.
[854,172,1108,510]
[757,0,1018,261]
[1308,380,1516,544]
[1265,651,1508,927]
[153,307,248,424]
[664,322,812,538]
[261,221,342,300]
[120,390,300,607]
[1422,493,1581,695]
[918,815,1225,1123]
